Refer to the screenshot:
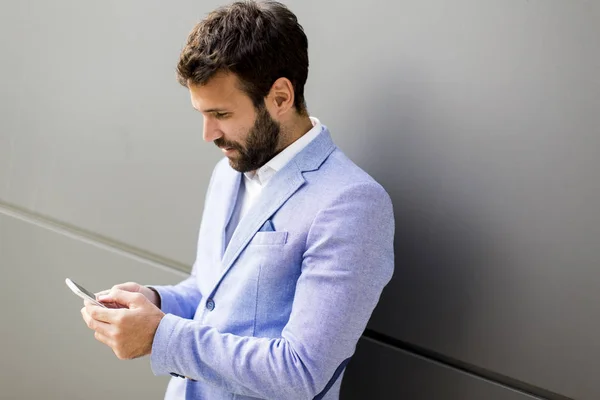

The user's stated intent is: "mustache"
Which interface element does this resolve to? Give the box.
[214,138,243,152]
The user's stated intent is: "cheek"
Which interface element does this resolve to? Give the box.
[228,122,253,143]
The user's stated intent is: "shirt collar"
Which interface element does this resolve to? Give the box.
[244,117,323,186]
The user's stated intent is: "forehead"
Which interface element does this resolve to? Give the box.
[189,71,249,111]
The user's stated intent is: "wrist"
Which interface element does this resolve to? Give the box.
[146,286,161,309]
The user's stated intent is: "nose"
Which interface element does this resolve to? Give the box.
[203,117,222,142]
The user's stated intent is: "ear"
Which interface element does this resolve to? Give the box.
[266,77,295,117]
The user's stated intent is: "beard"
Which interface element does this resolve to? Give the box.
[214,105,281,173]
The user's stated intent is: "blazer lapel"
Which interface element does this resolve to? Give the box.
[215,166,242,259]
[214,127,337,292]
[221,163,305,269]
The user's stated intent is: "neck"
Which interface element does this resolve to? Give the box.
[278,115,314,151]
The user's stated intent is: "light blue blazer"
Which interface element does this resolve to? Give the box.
[150,125,395,400]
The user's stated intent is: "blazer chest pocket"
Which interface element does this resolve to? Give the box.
[249,231,288,245]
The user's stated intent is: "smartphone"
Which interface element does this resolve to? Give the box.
[65,278,107,308]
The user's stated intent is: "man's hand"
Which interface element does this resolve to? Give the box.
[95,282,161,309]
[81,289,165,360]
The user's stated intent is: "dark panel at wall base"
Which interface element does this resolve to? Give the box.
[340,338,541,400]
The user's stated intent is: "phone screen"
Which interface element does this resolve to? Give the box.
[71,280,97,300]
[73,282,96,300]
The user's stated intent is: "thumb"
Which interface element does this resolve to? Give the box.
[95,282,139,299]
[98,288,145,308]
[94,289,111,297]
[112,282,142,293]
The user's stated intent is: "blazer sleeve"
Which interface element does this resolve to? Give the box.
[149,272,202,320]
[150,182,395,399]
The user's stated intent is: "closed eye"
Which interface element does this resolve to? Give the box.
[214,112,230,119]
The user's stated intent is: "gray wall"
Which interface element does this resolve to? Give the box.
[1,1,598,399]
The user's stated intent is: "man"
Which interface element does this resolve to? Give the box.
[81,1,394,399]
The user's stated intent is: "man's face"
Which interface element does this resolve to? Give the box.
[189,72,281,172]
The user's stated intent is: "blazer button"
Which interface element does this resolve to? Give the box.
[206,298,215,311]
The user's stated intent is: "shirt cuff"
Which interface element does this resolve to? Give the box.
[147,285,181,317]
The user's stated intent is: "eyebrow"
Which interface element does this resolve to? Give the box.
[196,107,230,113]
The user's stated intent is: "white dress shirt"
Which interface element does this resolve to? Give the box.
[225,117,323,246]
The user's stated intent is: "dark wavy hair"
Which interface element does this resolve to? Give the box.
[177,1,309,115]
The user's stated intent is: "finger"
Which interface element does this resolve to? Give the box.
[94,330,113,348]
[85,296,123,309]
[98,288,146,309]
[86,297,120,309]
[103,301,125,309]
[95,281,139,298]
[83,299,99,308]
[90,317,114,336]
[112,282,141,292]
[86,303,125,324]
[103,283,141,308]
[82,306,116,333]
[81,307,92,327]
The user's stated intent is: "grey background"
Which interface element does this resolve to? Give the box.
[0,0,598,399]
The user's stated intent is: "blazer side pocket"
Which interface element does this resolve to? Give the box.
[249,231,288,245]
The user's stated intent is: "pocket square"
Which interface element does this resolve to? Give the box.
[258,220,275,232]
